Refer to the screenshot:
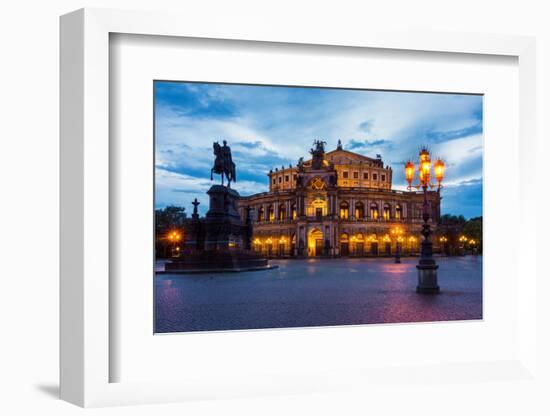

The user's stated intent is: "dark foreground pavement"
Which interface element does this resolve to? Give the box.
[155,256,482,333]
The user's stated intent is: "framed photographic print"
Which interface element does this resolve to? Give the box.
[153,80,484,334]
[60,8,538,408]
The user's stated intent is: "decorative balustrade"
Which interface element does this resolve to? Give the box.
[254,215,432,224]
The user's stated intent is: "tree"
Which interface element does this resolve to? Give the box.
[439,214,466,226]
[463,216,483,253]
[155,205,187,233]
[155,206,187,258]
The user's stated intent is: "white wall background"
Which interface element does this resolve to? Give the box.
[0,1,548,415]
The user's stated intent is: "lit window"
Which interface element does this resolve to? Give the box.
[340,202,349,219]
[383,204,391,220]
[370,203,379,219]
[396,205,402,219]
[279,205,286,220]
[355,202,364,219]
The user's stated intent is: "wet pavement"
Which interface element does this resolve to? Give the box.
[155,256,482,333]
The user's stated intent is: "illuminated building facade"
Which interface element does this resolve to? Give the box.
[237,140,441,257]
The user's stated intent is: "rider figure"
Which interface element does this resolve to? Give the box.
[221,140,232,171]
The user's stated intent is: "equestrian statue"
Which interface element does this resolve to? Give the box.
[211,140,236,187]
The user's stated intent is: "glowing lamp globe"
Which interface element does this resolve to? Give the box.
[405,160,415,186]
[434,158,445,183]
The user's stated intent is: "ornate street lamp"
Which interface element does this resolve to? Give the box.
[439,236,448,256]
[405,147,445,294]
[167,230,182,257]
[391,226,404,263]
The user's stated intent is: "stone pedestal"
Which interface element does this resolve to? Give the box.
[416,263,440,293]
[164,185,274,273]
[203,186,244,251]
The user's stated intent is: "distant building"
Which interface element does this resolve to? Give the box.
[237,140,441,257]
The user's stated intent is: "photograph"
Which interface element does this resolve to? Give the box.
[154,80,483,333]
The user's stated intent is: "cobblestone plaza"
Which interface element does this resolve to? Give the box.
[155,256,482,333]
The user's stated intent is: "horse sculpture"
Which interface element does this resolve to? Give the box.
[210,141,236,187]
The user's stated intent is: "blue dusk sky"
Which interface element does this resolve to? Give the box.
[155,81,483,219]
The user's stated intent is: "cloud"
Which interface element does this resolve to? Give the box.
[155,82,483,218]
[358,120,373,132]
[426,121,482,143]
[347,139,392,150]
[155,167,266,216]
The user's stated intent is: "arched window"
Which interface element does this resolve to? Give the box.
[258,206,265,222]
[340,233,350,256]
[279,203,286,221]
[268,205,275,221]
[370,203,379,219]
[340,201,349,219]
[354,233,365,256]
[395,204,402,220]
[383,203,391,220]
[355,202,364,219]
[291,204,297,220]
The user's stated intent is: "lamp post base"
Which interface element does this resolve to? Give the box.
[416,263,440,294]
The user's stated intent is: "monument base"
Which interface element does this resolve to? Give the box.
[416,262,440,294]
[163,250,277,274]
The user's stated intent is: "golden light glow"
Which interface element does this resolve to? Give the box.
[439,236,448,243]
[253,238,261,244]
[459,235,468,243]
[391,226,403,236]
[419,148,431,185]
[469,239,476,245]
[382,234,391,243]
[167,231,182,242]
[434,158,445,183]
[266,238,273,244]
[405,160,415,185]
[279,236,287,244]
[397,236,404,243]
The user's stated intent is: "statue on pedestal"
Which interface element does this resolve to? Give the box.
[309,140,326,170]
[210,140,236,187]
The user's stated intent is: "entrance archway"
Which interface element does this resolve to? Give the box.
[340,233,350,256]
[308,228,324,257]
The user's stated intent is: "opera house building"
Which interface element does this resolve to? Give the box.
[238,140,441,257]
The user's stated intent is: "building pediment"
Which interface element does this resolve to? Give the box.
[324,149,381,166]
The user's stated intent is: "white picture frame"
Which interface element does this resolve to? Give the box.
[60,8,538,408]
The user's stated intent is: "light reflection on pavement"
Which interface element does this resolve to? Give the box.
[155,256,482,333]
